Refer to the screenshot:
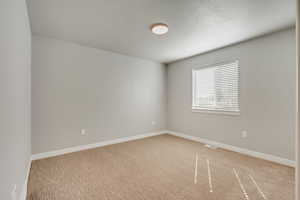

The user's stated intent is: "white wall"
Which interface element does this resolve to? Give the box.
[32,36,166,154]
[167,28,296,160]
[0,0,31,199]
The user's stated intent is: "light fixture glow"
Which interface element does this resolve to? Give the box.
[151,23,168,35]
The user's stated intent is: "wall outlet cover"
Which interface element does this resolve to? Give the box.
[242,131,248,138]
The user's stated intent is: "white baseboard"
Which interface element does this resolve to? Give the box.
[31,129,295,167]
[19,159,31,200]
[167,130,295,167]
[31,130,167,160]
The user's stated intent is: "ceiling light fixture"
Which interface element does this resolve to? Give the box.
[151,23,168,35]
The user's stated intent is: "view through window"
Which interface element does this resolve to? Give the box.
[192,61,240,113]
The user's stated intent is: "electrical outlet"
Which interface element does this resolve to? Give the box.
[11,184,17,200]
[151,121,156,125]
[241,130,248,138]
[81,129,86,135]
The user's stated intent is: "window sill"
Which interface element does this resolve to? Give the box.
[192,108,240,116]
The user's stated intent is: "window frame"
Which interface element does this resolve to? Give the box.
[191,60,240,116]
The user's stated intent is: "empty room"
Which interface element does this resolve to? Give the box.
[1,0,300,200]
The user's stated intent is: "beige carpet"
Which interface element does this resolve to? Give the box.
[27,134,295,200]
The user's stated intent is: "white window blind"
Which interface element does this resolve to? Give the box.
[192,61,240,113]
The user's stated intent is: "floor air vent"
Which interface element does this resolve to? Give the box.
[204,144,219,149]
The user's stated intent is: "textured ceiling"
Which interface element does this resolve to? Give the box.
[27,0,295,63]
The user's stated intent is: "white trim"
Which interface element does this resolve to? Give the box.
[31,130,167,160]
[296,1,300,200]
[31,129,295,167]
[192,109,240,116]
[19,159,31,200]
[167,130,295,167]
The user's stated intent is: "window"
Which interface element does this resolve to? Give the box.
[192,61,240,114]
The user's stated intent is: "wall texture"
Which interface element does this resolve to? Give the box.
[32,36,166,154]
[167,28,296,160]
[0,0,31,199]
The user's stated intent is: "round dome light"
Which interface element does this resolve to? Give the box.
[151,23,168,35]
